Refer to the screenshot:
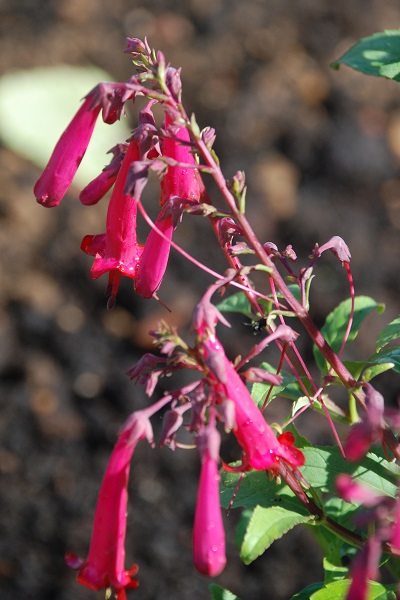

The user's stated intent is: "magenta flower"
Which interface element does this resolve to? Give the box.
[193,422,226,577]
[134,208,174,298]
[390,498,400,553]
[134,117,206,298]
[34,93,102,207]
[200,332,304,473]
[336,474,382,507]
[65,410,153,599]
[81,140,144,307]
[34,82,136,208]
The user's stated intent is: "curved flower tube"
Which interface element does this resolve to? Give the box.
[65,410,153,599]
[134,115,206,298]
[65,411,152,600]
[199,330,304,473]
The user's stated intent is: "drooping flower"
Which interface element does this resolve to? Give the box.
[193,421,226,576]
[65,410,153,600]
[199,331,304,473]
[34,92,102,207]
[134,206,175,298]
[134,115,206,298]
[81,140,144,307]
[34,83,136,208]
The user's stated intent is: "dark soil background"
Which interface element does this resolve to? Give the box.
[1,1,400,599]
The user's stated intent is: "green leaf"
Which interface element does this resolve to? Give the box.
[332,30,400,82]
[376,316,400,351]
[276,283,302,304]
[291,583,324,600]
[209,584,241,600]
[221,447,399,514]
[301,447,400,498]
[220,468,303,513]
[0,66,131,187]
[216,292,252,318]
[240,505,315,564]
[313,296,384,374]
[339,360,394,383]
[361,362,394,382]
[309,579,395,600]
[369,347,400,375]
[322,557,348,585]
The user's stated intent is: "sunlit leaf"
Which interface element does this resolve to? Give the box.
[332,30,400,82]
[240,505,314,564]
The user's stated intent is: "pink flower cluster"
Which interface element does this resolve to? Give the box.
[34,39,306,599]
[34,71,206,308]
[62,295,305,596]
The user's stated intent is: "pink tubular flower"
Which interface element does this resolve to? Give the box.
[65,410,153,599]
[193,422,226,577]
[200,332,304,473]
[81,140,144,307]
[34,92,102,207]
[134,208,174,298]
[134,115,206,298]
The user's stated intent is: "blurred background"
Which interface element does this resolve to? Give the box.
[0,1,400,599]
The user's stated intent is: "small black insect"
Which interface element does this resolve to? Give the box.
[244,317,267,335]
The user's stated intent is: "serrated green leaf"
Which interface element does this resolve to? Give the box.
[216,292,252,318]
[332,30,400,82]
[376,316,400,351]
[240,505,315,564]
[209,584,241,600]
[0,66,131,187]
[369,347,400,374]
[313,296,384,374]
[301,447,399,498]
[235,509,253,549]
